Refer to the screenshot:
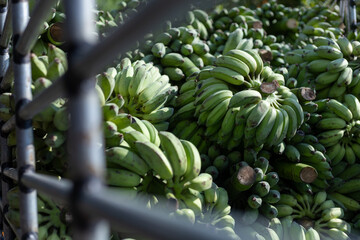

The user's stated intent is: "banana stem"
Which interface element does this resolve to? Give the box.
[292,214,304,219]
[39,208,53,215]
[310,203,318,213]
[60,223,66,237]
[295,203,304,212]
[315,222,327,229]
[304,200,311,212]
[315,218,325,226]
[39,216,51,224]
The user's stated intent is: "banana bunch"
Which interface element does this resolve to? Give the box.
[221,28,255,55]
[105,122,238,234]
[31,44,67,83]
[210,6,258,33]
[274,190,352,240]
[227,84,304,149]
[193,4,271,57]
[107,120,214,196]
[172,49,304,152]
[222,157,281,221]
[305,97,360,168]
[193,183,239,239]
[267,128,333,190]
[284,36,358,100]
[326,170,360,216]
[235,218,281,240]
[106,124,238,236]
[6,187,72,240]
[256,0,342,47]
[124,15,218,80]
[328,186,360,213]
[297,14,343,47]
[109,58,177,128]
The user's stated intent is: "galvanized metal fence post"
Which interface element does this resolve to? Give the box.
[63,0,109,239]
[11,0,38,239]
[0,0,6,32]
[0,1,10,84]
[0,1,14,239]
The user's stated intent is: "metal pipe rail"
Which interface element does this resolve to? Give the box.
[340,0,358,35]
[0,0,227,240]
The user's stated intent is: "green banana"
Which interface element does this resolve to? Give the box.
[210,66,247,86]
[327,99,352,122]
[215,55,250,77]
[246,100,271,129]
[337,36,353,57]
[106,168,142,187]
[226,49,257,74]
[181,140,201,183]
[315,45,343,60]
[327,58,348,73]
[134,141,173,180]
[336,67,352,87]
[159,131,187,181]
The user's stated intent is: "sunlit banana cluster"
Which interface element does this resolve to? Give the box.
[109,58,177,129]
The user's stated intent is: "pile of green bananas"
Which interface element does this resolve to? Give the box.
[273,191,352,240]
[6,0,360,239]
[6,187,72,240]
